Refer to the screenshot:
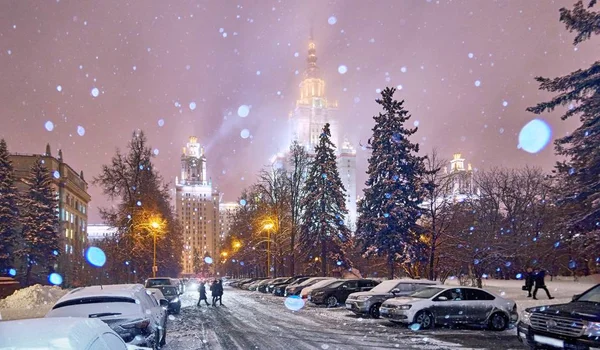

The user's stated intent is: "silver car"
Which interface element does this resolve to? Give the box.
[346,279,438,318]
[380,286,518,331]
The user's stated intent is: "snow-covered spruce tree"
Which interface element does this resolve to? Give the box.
[527,0,600,251]
[299,123,352,276]
[356,87,429,279]
[18,157,60,285]
[0,139,20,275]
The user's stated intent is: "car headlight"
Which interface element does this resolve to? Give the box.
[314,291,324,296]
[584,321,600,337]
[398,304,411,310]
[170,297,180,303]
[355,295,370,301]
[521,310,532,326]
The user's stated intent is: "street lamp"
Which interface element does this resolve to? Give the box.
[150,220,161,278]
[263,222,275,277]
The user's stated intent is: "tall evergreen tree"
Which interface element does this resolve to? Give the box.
[0,139,20,275]
[527,1,600,249]
[355,87,428,279]
[18,158,60,285]
[299,123,351,276]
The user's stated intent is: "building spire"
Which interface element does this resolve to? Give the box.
[305,29,319,78]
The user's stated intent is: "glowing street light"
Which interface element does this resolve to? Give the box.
[149,219,164,277]
[262,221,275,277]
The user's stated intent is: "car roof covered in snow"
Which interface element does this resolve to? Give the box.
[55,284,146,304]
[0,317,124,349]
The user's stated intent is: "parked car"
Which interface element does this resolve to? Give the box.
[517,283,600,349]
[309,279,380,307]
[239,278,265,290]
[286,277,333,296]
[380,286,518,331]
[145,277,176,289]
[346,279,439,318]
[46,284,168,348]
[300,278,340,299]
[258,277,288,293]
[273,277,311,296]
[0,317,151,350]
[149,285,181,314]
[247,279,268,291]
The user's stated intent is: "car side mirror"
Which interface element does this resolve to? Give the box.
[437,296,448,301]
[391,288,400,295]
[572,294,580,301]
[159,299,169,307]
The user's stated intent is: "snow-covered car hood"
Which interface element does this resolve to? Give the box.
[382,297,424,306]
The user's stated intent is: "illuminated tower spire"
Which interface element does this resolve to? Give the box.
[305,28,319,79]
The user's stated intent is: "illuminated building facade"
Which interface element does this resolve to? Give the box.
[10,145,90,286]
[175,136,220,275]
[287,37,357,230]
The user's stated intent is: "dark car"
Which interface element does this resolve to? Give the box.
[273,277,311,296]
[517,283,600,349]
[158,285,181,314]
[258,277,288,293]
[266,277,299,294]
[309,279,380,307]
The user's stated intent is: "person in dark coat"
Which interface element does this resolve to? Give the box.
[197,281,209,307]
[533,268,555,300]
[525,267,535,297]
[215,279,224,306]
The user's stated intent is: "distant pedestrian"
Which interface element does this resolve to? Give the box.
[524,267,535,298]
[215,279,224,306]
[210,280,218,306]
[197,281,209,307]
[533,268,555,300]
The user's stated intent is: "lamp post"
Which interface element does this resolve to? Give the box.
[263,222,274,277]
[151,221,160,277]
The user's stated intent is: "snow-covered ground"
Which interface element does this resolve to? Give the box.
[0,284,68,321]
[1,277,596,349]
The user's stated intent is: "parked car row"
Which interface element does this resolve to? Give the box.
[230,276,522,332]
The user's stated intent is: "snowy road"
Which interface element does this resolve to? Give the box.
[164,287,523,350]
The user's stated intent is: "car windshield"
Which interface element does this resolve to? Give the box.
[577,285,600,303]
[147,279,171,287]
[369,280,402,293]
[324,281,345,289]
[410,287,445,299]
[159,287,178,296]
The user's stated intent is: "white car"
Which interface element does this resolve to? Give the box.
[0,317,150,350]
[300,279,341,299]
[45,284,168,348]
[285,277,333,296]
[380,286,518,331]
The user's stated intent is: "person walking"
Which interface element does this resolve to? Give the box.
[210,280,219,306]
[533,268,555,300]
[197,281,210,307]
[525,267,535,298]
[215,279,224,306]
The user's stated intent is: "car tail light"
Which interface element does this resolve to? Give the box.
[122,318,150,329]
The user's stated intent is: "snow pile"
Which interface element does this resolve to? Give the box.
[0,284,68,309]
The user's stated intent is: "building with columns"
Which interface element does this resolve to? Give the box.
[175,136,220,275]
[287,37,357,230]
[10,144,90,286]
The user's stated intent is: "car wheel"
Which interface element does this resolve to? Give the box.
[326,296,338,307]
[488,312,508,331]
[414,310,434,329]
[369,303,382,318]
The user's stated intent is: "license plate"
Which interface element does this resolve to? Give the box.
[534,335,564,348]
[345,303,352,309]
[380,309,389,315]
